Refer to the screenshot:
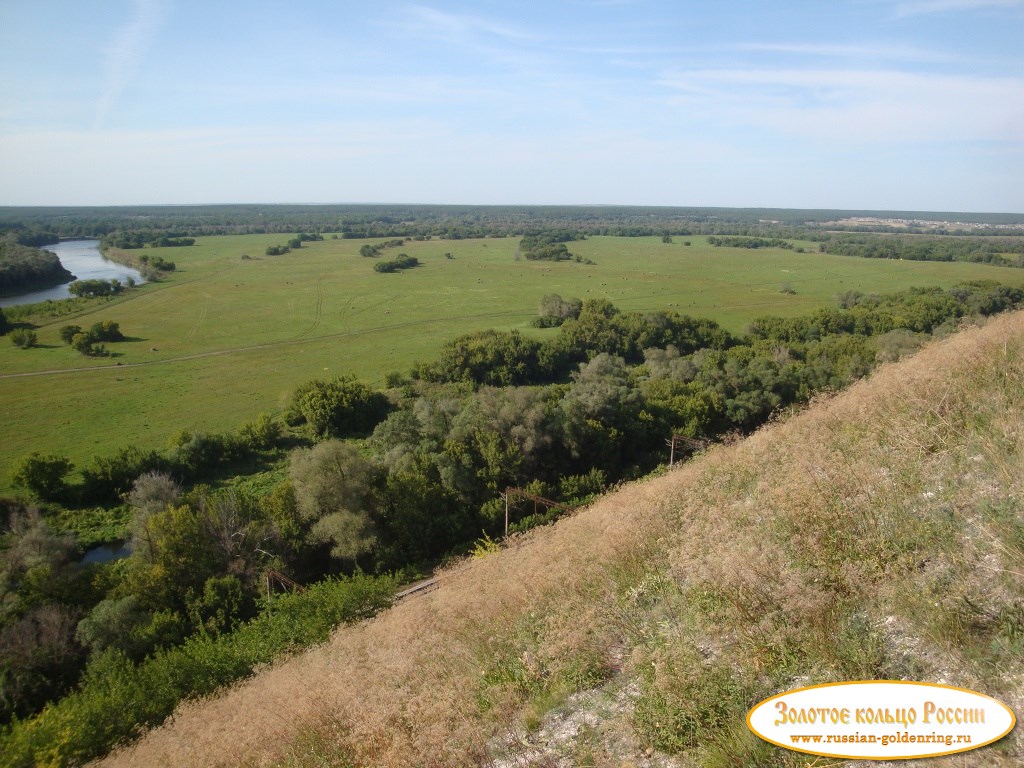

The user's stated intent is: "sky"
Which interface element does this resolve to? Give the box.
[1,0,1022,211]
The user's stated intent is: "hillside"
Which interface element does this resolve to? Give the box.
[98,312,1024,768]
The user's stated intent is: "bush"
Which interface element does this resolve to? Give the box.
[532,293,581,328]
[70,333,108,357]
[167,431,245,479]
[88,320,124,342]
[67,279,123,298]
[12,453,73,501]
[58,324,82,344]
[80,447,167,504]
[290,376,390,439]
[237,413,282,451]
[9,329,36,349]
[373,253,419,273]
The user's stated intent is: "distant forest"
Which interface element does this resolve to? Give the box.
[1,204,1023,244]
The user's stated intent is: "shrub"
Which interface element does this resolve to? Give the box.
[237,412,282,451]
[67,278,123,297]
[70,333,108,357]
[12,453,73,501]
[290,376,390,439]
[373,253,419,273]
[88,320,124,342]
[80,447,167,504]
[9,328,37,349]
[167,431,245,479]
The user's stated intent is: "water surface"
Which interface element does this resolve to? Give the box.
[0,239,146,307]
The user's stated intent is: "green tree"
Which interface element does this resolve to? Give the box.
[420,329,543,386]
[533,293,582,327]
[88,320,124,342]
[12,453,72,501]
[74,596,152,658]
[187,575,249,637]
[289,440,378,561]
[9,329,36,349]
[290,376,389,439]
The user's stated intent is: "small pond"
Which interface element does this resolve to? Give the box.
[80,541,132,565]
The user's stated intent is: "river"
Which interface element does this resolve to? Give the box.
[0,239,146,307]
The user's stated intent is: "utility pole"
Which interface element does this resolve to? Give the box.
[666,434,710,466]
[502,487,574,536]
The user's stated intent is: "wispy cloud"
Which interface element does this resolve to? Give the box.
[734,42,955,64]
[405,5,539,45]
[894,0,1024,18]
[94,0,167,129]
[657,68,1024,143]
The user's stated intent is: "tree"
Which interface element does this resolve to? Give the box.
[67,278,123,297]
[127,471,182,552]
[289,440,378,561]
[290,376,390,439]
[75,596,152,657]
[420,329,543,386]
[70,332,108,357]
[88,320,124,342]
[9,329,37,349]
[12,453,72,501]
[59,324,82,344]
[0,604,82,723]
[80,446,166,503]
[533,293,582,327]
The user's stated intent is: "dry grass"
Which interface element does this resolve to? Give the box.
[97,312,1024,768]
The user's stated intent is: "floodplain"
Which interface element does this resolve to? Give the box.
[2,233,1023,482]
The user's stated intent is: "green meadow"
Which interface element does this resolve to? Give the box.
[2,233,1023,486]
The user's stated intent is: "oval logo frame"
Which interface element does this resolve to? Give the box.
[746,680,1015,760]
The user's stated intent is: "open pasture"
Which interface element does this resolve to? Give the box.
[2,233,1023,484]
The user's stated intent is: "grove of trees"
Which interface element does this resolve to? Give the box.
[0,238,74,295]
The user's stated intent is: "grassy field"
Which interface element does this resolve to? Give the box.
[2,234,1023,486]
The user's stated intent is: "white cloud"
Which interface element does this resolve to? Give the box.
[404,5,539,45]
[657,68,1024,143]
[733,42,955,64]
[894,0,1024,18]
[95,0,168,129]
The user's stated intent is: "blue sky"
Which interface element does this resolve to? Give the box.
[1,0,1022,211]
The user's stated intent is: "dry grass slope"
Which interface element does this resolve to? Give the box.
[98,312,1024,768]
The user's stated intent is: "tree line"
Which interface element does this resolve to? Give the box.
[0,238,74,295]
[816,234,1024,267]
[5,205,1021,246]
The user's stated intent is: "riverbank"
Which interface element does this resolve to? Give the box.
[0,240,145,308]
[0,240,75,299]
